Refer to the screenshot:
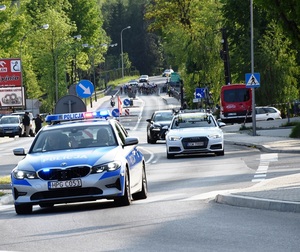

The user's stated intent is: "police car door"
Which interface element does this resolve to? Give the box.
[114,122,142,191]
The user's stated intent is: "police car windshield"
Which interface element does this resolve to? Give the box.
[31,125,117,153]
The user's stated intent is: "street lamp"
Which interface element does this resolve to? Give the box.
[120,26,131,78]
[19,23,49,109]
[55,34,81,103]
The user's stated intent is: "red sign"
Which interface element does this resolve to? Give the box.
[0,58,22,87]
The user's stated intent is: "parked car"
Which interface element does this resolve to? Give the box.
[255,107,282,121]
[0,115,23,137]
[162,69,174,77]
[146,110,174,144]
[139,75,149,83]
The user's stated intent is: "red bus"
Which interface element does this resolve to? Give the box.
[220,84,252,123]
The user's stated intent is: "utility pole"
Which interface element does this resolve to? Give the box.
[220,28,231,85]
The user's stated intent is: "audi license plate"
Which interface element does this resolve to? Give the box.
[48,179,82,189]
[187,142,204,147]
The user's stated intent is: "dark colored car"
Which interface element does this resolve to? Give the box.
[0,115,23,137]
[146,110,174,144]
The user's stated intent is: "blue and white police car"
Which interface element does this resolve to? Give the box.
[11,110,147,214]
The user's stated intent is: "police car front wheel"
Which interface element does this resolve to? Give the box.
[114,171,131,206]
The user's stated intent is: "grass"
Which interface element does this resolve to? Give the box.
[0,176,10,185]
[107,75,139,88]
[0,176,10,197]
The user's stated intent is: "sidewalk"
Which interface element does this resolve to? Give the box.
[1,93,300,213]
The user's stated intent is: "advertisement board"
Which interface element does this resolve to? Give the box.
[0,87,24,107]
[0,58,22,87]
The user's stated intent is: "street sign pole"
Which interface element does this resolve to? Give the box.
[250,0,256,136]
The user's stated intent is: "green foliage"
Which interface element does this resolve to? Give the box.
[256,21,300,105]
[145,0,224,106]
[290,123,300,138]
[1,0,300,114]
[255,0,300,48]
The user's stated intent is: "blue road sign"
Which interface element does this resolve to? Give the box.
[195,88,206,98]
[245,73,260,88]
[123,98,130,106]
[111,108,120,117]
[76,79,95,98]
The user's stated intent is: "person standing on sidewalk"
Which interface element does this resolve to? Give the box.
[22,112,30,137]
[34,114,43,134]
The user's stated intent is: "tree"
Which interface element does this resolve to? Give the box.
[145,0,224,107]
[256,21,299,105]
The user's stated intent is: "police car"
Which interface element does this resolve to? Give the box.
[165,111,225,158]
[11,110,148,214]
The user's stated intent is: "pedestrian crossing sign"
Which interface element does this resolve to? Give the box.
[245,73,260,88]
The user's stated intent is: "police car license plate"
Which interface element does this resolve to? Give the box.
[187,142,204,147]
[5,131,12,133]
[48,179,82,189]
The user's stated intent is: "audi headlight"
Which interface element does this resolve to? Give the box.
[12,168,38,180]
[208,134,222,139]
[92,161,122,173]
[167,135,182,141]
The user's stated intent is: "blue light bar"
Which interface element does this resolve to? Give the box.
[45,110,112,123]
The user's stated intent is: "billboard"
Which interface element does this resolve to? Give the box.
[0,87,24,107]
[0,58,22,87]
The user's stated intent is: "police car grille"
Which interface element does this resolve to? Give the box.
[31,187,103,201]
[38,166,91,181]
[182,137,208,149]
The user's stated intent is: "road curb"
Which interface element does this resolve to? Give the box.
[224,140,300,154]
[0,184,11,190]
[215,193,300,213]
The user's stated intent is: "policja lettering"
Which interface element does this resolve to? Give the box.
[63,113,84,120]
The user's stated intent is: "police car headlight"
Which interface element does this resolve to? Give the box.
[92,161,122,173]
[12,169,37,180]
[208,134,222,139]
[167,135,182,141]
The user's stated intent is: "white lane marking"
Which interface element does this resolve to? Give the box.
[132,97,145,131]
[252,153,278,182]
[139,146,155,164]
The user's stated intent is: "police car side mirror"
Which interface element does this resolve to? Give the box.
[13,147,26,156]
[124,137,139,146]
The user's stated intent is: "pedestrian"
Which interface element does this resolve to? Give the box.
[34,114,43,134]
[22,111,30,137]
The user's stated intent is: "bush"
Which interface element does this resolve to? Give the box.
[289,123,300,138]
